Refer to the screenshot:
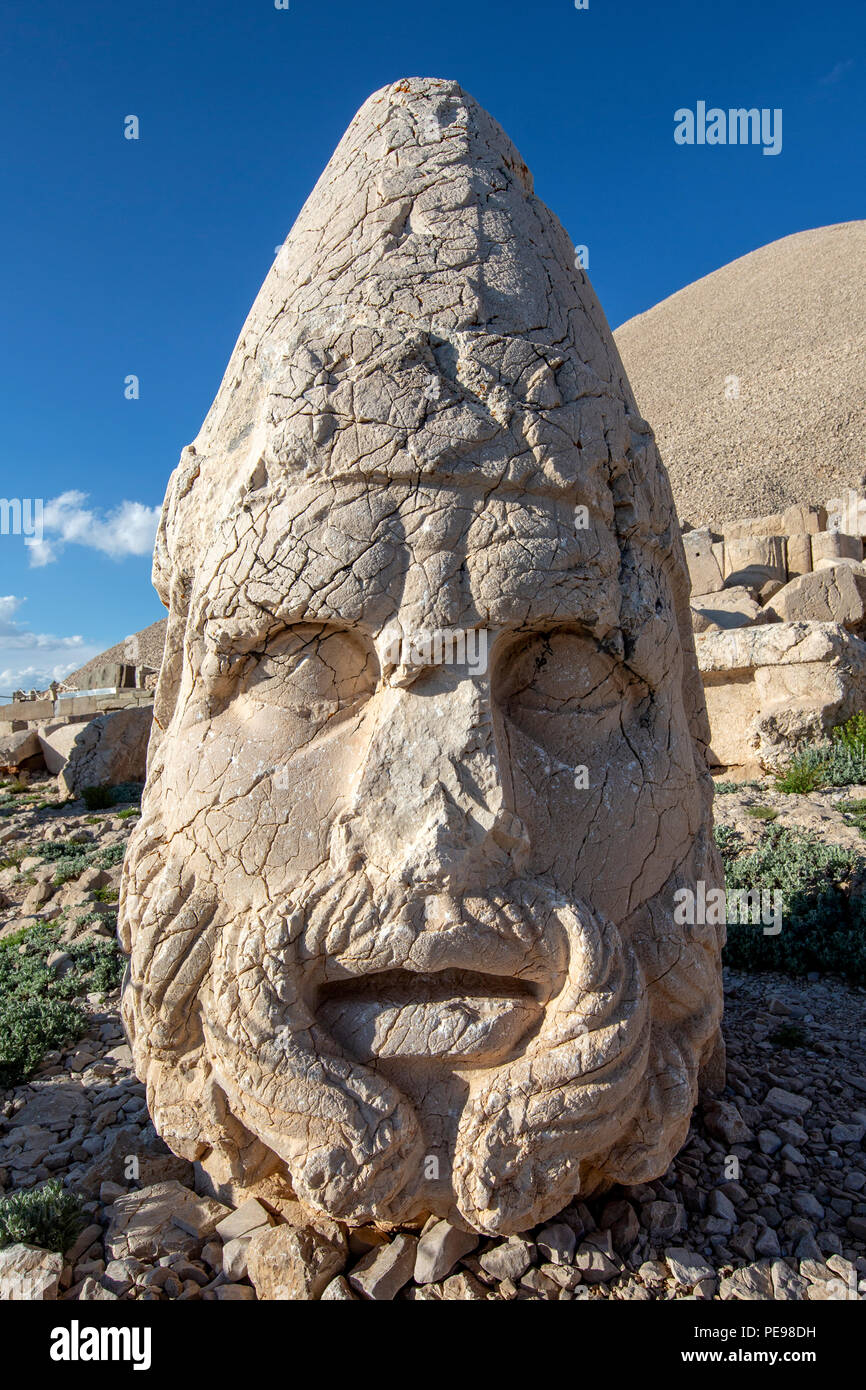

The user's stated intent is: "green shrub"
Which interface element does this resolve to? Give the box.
[0,995,85,1087]
[775,749,827,794]
[821,739,866,787]
[712,824,742,858]
[32,836,125,883]
[115,807,139,820]
[769,1021,809,1048]
[0,923,124,1084]
[81,785,113,810]
[35,840,91,863]
[53,856,89,885]
[94,843,125,870]
[838,799,866,836]
[832,712,866,754]
[0,1180,85,1253]
[746,804,778,821]
[774,716,866,793]
[109,782,143,806]
[716,823,866,981]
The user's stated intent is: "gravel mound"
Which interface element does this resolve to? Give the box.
[63,618,166,691]
[614,222,866,527]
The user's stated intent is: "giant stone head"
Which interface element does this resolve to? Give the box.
[119,78,724,1236]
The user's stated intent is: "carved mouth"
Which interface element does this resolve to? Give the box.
[316,968,543,1065]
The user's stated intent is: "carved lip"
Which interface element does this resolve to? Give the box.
[316,967,543,1065]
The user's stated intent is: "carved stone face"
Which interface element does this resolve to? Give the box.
[119,78,723,1235]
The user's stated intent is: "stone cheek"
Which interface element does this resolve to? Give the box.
[118,78,723,1235]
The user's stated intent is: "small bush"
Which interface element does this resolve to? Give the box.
[746,805,778,821]
[769,1021,809,1048]
[94,843,125,870]
[775,749,827,794]
[115,807,139,820]
[832,712,866,754]
[35,840,90,863]
[81,785,113,811]
[0,1180,85,1253]
[716,823,866,981]
[109,783,143,806]
[713,780,762,795]
[712,824,742,858]
[838,799,866,836]
[0,923,124,1084]
[821,740,866,787]
[0,996,85,1087]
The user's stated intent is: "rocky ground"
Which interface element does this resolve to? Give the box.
[712,778,866,855]
[0,773,864,1301]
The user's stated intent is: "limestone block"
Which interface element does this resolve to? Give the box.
[811,531,862,566]
[825,493,866,538]
[696,621,866,769]
[118,77,724,1237]
[785,533,812,580]
[766,563,866,633]
[779,504,827,536]
[105,1182,208,1262]
[0,1244,63,1300]
[38,720,88,775]
[57,705,152,797]
[723,505,825,540]
[724,536,786,590]
[691,587,763,633]
[247,1224,346,1301]
[0,728,42,771]
[683,530,724,595]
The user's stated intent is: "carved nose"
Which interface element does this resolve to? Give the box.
[330,672,530,892]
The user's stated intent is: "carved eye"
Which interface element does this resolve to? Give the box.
[238,625,378,738]
[495,629,648,760]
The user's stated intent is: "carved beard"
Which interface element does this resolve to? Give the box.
[120,804,723,1236]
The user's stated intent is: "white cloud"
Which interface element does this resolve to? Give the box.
[25,491,160,567]
[0,594,100,693]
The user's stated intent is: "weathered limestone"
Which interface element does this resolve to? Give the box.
[38,721,89,776]
[724,536,786,590]
[119,78,724,1236]
[57,706,152,796]
[696,621,866,769]
[246,1223,346,1301]
[811,530,863,567]
[683,530,724,594]
[826,492,866,538]
[766,563,866,633]
[786,533,813,581]
[690,587,764,633]
[105,1181,229,1261]
[0,1244,63,1300]
[721,505,826,540]
[0,728,42,772]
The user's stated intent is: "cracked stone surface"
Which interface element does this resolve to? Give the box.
[118,77,724,1235]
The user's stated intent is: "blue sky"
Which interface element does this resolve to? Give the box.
[0,0,863,690]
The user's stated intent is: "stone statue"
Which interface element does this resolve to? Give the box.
[119,78,724,1236]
